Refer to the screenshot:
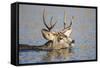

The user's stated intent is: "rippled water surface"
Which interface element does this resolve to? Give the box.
[19,44,96,64]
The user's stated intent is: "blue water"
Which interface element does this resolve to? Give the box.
[19,43,96,64]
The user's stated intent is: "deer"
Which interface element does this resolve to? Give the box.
[19,9,75,50]
[42,48,73,62]
[41,9,75,49]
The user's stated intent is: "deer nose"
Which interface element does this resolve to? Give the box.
[71,40,75,43]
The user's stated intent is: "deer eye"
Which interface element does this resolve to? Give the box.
[59,37,63,40]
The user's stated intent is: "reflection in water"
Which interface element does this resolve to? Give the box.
[42,48,73,62]
[19,47,74,64]
[19,43,96,64]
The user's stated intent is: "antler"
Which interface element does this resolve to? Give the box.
[64,10,67,29]
[43,9,57,31]
[63,10,72,29]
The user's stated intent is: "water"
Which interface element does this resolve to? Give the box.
[19,44,96,64]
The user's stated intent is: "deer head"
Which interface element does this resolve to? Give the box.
[41,9,74,46]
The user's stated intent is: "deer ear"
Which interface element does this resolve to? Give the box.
[64,30,72,37]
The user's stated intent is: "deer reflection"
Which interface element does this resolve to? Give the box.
[42,48,73,62]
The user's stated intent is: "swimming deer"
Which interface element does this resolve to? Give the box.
[41,9,75,49]
[19,9,75,50]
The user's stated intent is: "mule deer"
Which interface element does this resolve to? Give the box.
[41,9,75,49]
[19,9,75,50]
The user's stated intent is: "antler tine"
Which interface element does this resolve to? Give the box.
[67,19,72,28]
[43,9,57,31]
[64,10,67,29]
[67,16,73,28]
[49,16,57,31]
[65,17,72,29]
[43,9,50,30]
[50,20,57,30]
[50,16,53,26]
[63,10,73,29]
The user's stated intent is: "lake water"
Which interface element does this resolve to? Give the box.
[19,43,96,64]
